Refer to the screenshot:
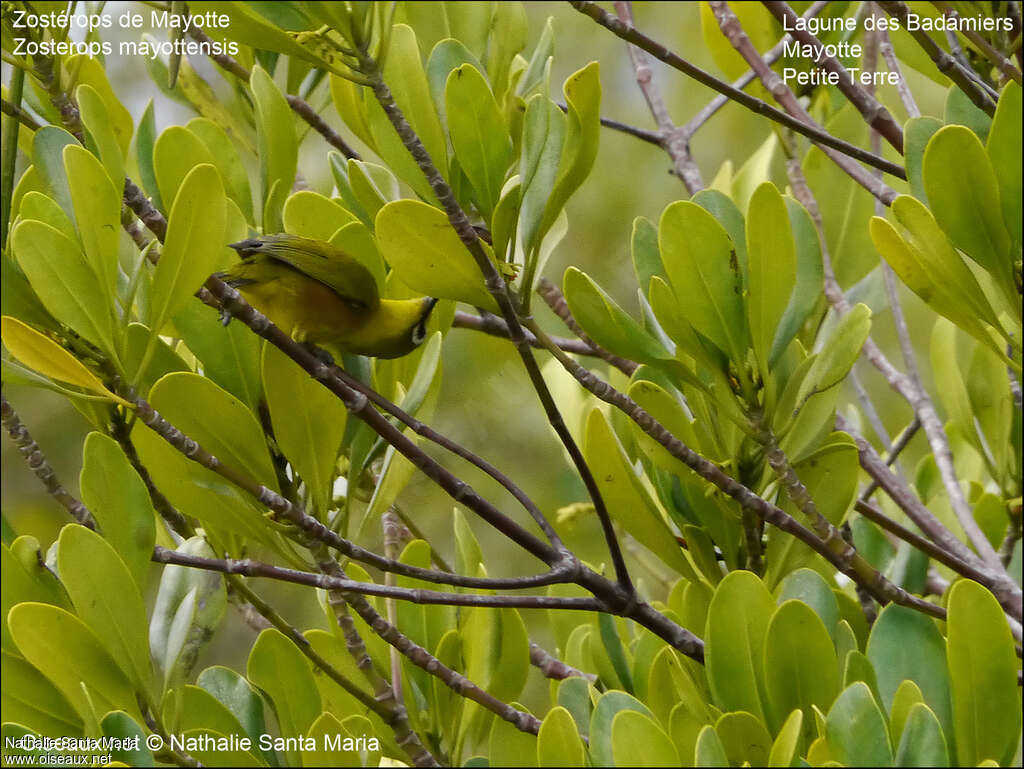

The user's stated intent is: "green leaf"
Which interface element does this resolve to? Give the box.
[76,84,124,188]
[538,705,585,766]
[1,650,83,736]
[985,82,1021,252]
[694,724,730,767]
[769,197,823,366]
[376,199,498,312]
[176,686,255,755]
[79,432,156,591]
[488,702,538,768]
[17,191,75,243]
[904,117,944,204]
[776,568,840,637]
[894,703,949,767]
[589,691,657,767]
[768,708,803,768]
[795,303,871,405]
[563,268,678,372]
[584,408,692,576]
[251,65,297,233]
[8,603,138,723]
[715,711,772,767]
[705,570,774,723]
[612,710,680,767]
[825,681,893,767]
[461,604,529,705]
[945,85,991,140]
[136,101,163,213]
[172,299,261,412]
[149,164,226,335]
[659,201,747,362]
[10,221,116,355]
[946,579,1021,766]
[427,38,483,129]
[262,342,346,515]
[100,711,153,766]
[365,25,446,204]
[197,666,270,757]
[32,126,79,222]
[518,95,565,254]
[57,525,152,689]
[282,190,358,242]
[153,126,216,213]
[923,125,1012,287]
[867,602,954,744]
[0,317,123,402]
[764,600,840,735]
[248,629,322,763]
[692,189,748,293]
[487,2,528,101]
[66,55,134,153]
[186,117,254,224]
[746,183,796,371]
[446,64,512,220]
[889,679,926,746]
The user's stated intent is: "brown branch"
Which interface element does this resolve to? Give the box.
[708,1,899,205]
[932,1,1022,84]
[614,0,704,192]
[568,0,907,181]
[2,391,95,528]
[877,0,997,114]
[763,0,905,153]
[452,309,620,364]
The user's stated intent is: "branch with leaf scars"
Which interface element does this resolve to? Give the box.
[1,391,95,528]
[763,0,905,152]
[708,0,899,206]
[568,0,906,180]
[614,0,704,193]
[524,317,949,623]
[121,172,705,663]
[877,0,998,114]
[351,42,636,597]
[783,148,1007,574]
[840,414,1023,626]
[187,26,361,160]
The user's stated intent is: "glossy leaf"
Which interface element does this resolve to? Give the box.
[764,600,840,735]
[76,84,124,188]
[63,144,120,309]
[197,666,270,756]
[985,82,1021,250]
[769,197,823,365]
[768,709,803,767]
[251,65,297,233]
[8,603,137,722]
[589,691,657,767]
[31,127,78,222]
[895,703,949,767]
[79,432,156,589]
[262,342,346,515]
[825,681,893,767]
[776,567,840,637]
[376,199,497,312]
[446,64,512,219]
[659,201,746,361]
[923,125,1012,286]
[153,125,216,212]
[537,705,585,766]
[612,709,680,767]
[11,220,116,355]
[705,570,774,722]
[248,629,321,764]
[796,303,871,405]
[746,183,796,371]
[866,604,953,741]
[584,408,692,576]
[693,724,730,767]
[0,317,122,402]
[1,649,83,736]
[904,117,944,203]
[715,710,772,767]
[946,579,1020,766]
[149,164,225,335]
[518,95,565,254]
[186,117,254,224]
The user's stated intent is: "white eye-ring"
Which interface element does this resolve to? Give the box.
[411,323,427,345]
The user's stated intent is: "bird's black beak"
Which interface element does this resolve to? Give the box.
[424,297,440,317]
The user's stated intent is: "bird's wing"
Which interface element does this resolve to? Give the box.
[252,236,380,311]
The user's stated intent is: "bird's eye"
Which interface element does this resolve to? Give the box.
[411,322,427,345]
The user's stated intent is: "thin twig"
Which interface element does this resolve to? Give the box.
[568,0,907,180]
[764,1,905,152]
[187,26,361,159]
[452,309,623,364]
[680,0,830,139]
[877,0,998,114]
[879,27,921,117]
[614,0,704,192]
[932,1,1022,84]
[859,415,921,501]
[708,1,899,205]
[784,151,1007,575]
[355,45,636,597]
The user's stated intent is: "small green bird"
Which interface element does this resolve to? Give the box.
[224,234,438,359]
